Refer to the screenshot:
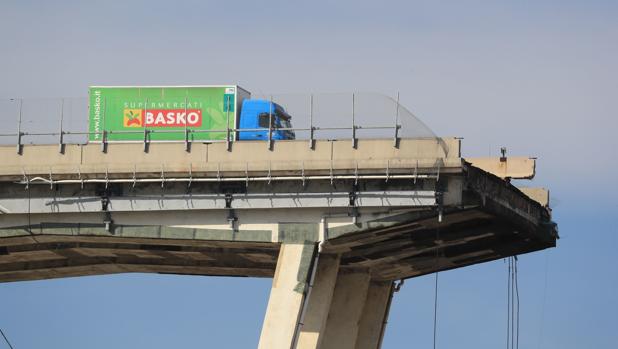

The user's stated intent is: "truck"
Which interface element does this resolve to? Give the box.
[88,85,295,142]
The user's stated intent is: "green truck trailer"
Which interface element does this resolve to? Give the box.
[88,85,252,142]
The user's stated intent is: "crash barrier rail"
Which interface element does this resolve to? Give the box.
[0,93,447,155]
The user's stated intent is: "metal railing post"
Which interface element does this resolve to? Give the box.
[101,97,107,153]
[352,93,357,149]
[142,129,148,152]
[16,98,23,155]
[393,92,400,148]
[268,95,273,151]
[98,97,104,146]
[309,94,315,150]
[101,130,107,152]
[226,98,231,152]
[143,98,149,153]
[58,98,65,154]
[184,95,190,152]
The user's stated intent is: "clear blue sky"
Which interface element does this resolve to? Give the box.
[0,0,617,347]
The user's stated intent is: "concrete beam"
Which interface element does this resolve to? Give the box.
[356,281,394,349]
[320,271,371,349]
[296,254,341,349]
[259,243,317,349]
[0,190,436,214]
[465,157,535,179]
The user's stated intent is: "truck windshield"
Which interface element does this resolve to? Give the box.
[279,117,292,129]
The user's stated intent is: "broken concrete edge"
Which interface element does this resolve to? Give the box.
[328,165,556,242]
[518,187,550,207]
[326,165,558,252]
[464,157,536,180]
[463,163,558,241]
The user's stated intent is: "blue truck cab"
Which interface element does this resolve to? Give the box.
[237,100,295,140]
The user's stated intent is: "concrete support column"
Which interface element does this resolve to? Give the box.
[258,243,317,349]
[355,281,395,349]
[296,254,341,349]
[320,271,371,349]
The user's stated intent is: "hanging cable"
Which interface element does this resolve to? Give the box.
[513,256,519,349]
[536,251,549,349]
[433,271,439,349]
[506,258,511,349]
[0,327,15,349]
[432,221,441,349]
[506,256,520,349]
[511,257,515,349]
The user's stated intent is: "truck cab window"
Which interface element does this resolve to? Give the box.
[258,113,275,128]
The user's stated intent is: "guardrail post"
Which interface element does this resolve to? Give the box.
[101,130,107,153]
[309,94,315,150]
[268,95,273,151]
[58,98,65,154]
[184,96,190,152]
[352,93,357,149]
[101,97,108,153]
[226,105,231,152]
[143,129,149,153]
[143,98,149,153]
[185,128,190,152]
[393,92,400,148]
[16,98,23,155]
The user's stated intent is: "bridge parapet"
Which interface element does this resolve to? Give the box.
[0,138,461,181]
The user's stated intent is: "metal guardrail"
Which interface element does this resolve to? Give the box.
[0,93,443,155]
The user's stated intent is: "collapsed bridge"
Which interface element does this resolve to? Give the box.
[0,137,557,349]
